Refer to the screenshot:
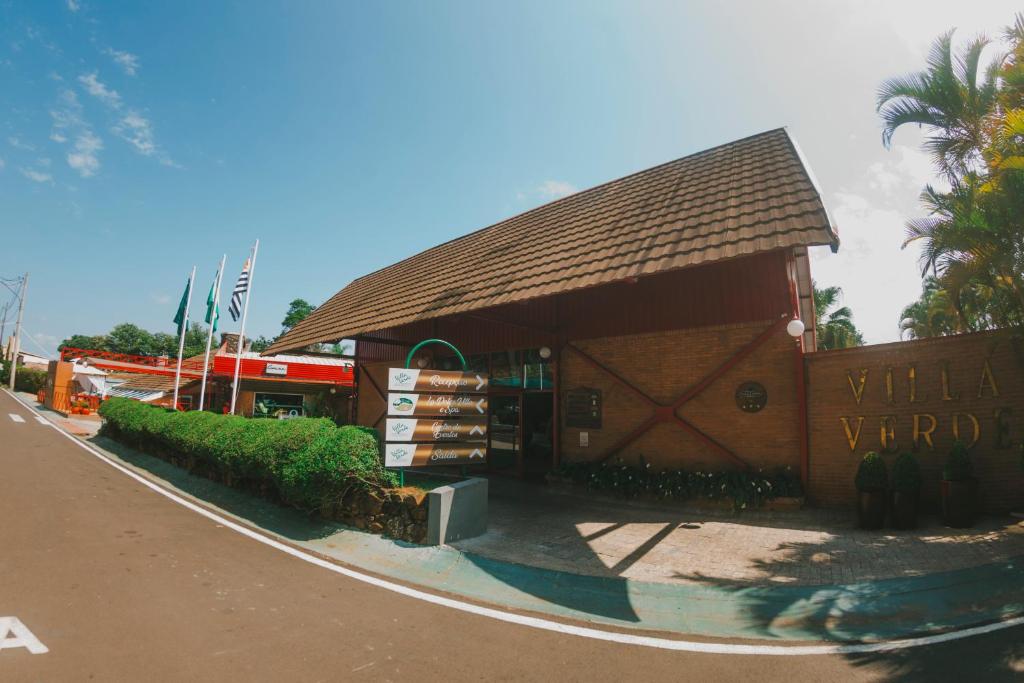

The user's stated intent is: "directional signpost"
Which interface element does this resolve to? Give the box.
[384,344,489,480]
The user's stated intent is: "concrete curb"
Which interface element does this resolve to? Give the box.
[29,403,1024,644]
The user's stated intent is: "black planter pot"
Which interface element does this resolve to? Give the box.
[890,490,919,530]
[857,489,887,529]
[941,478,977,528]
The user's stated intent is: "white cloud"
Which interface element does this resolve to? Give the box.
[811,190,924,344]
[67,131,102,178]
[20,167,53,183]
[0,157,5,169]
[104,48,139,76]
[7,136,34,151]
[66,0,80,12]
[151,292,171,305]
[78,72,122,108]
[114,110,155,155]
[866,145,946,196]
[50,88,83,140]
[536,179,578,200]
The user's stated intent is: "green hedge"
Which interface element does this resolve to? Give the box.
[99,397,395,508]
[0,361,48,393]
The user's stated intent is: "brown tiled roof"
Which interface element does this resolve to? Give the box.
[268,128,838,353]
[115,374,198,392]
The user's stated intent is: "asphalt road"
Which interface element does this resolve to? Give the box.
[1,390,1022,682]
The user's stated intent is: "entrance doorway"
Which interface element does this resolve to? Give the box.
[522,392,553,480]
[487,391,553,479]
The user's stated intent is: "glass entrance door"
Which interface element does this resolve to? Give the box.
[488,393,520,474]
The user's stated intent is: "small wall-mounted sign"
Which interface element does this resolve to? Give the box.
[265,362,288,376]
[735,381,768,413]
[566,388,602,428]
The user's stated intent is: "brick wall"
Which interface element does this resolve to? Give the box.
[806,330,1024,512]
[559,319,802,472]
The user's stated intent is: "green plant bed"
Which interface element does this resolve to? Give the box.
[99,397,396,511]
[555,458,803,512]
[941,441,977,528]
[855,452,888,530]
[890,452,922,530]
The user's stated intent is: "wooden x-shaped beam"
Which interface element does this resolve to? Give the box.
[566,315,790,469]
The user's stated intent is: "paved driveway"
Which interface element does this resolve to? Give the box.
[2,390,1022,681]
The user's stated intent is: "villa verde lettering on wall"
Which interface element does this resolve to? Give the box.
[837,358,1014,452]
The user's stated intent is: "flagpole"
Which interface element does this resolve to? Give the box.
[230,239,259,415]
[173,266,197,411]
[199,254,226,411]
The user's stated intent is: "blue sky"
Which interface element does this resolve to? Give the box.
[1,1,1021,356]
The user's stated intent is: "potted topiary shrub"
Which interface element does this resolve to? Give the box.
[855,451,888,529]
[941,441,976,528]
[890,452,922,529]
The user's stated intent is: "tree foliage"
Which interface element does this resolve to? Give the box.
[60,322,211,358]
[281,299,316,334]
[880,14,1024,336]
[813,282,865,349]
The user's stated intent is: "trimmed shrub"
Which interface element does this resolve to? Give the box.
[943,441,973,481]
[99,397,395,508]
[0,361,48,393]
[854,452,887,492]
[891,452,922,493]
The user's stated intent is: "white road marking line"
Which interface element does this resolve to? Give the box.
[5,389,1022,656]
[8,413,25,423]
[34,416,49,425]
[0,616,49,655]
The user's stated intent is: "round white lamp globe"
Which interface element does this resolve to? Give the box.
[416,357,429,368]
[786,318,805,338]
[538,346,552,360]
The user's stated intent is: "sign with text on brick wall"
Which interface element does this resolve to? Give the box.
[385,367,489,467]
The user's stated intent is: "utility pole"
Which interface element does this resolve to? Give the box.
[8,273,28,391]
[0,299,11,357]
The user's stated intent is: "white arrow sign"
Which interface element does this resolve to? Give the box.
[470,424,484,435]
[475,398,485,414]
[475,374,485,391]
[470,448,485,459]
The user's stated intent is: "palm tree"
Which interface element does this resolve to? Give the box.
[899,277,959,338]
[813,282,865,350]
[903,176,1024,329]
[877,30,999,179]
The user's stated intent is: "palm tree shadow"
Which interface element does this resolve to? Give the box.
[672,530,1024,679]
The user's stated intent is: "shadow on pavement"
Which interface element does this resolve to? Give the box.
[669,530,1024,642]
[90,435,342,542]
[845,627,1024,682]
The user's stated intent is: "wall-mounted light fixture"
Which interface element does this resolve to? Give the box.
[786,318,805,338]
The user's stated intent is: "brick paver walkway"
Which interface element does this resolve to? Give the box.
[452,478,1024,586]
